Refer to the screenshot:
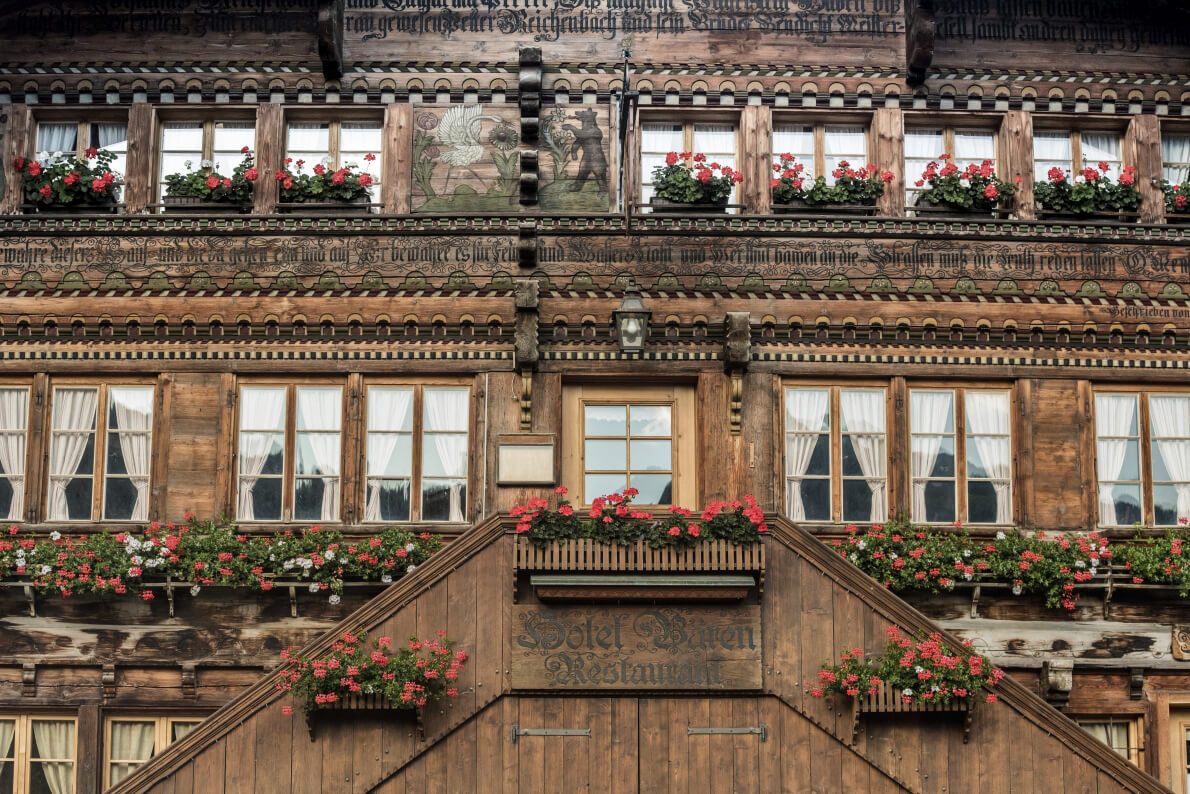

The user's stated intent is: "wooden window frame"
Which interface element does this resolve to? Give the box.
[1031,124,1127,178]
[234,381,346,524]
[30,109,129,161]
[360,380,472,524]
[781,381,891,525]
[44,380,156,523]
[0,382,33,524]
[636,110,741,211]
[1074,714,1144,769]
[562,384,696,508]
[282,113,384,170]
[0,713,78,794]
[103,715,204,790]
[1160,123,1190,183]
[908,386,1015,526]
[1092,388,1190,528]
[902,124,999,205]
[154,114,257,203]
[770,118,873,180]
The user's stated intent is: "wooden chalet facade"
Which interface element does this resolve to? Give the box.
[0,0,1188,791]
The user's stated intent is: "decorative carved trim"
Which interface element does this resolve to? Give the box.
[518,47,543,145]
[102,664,117,703]
[21,663,35,697]
[1173,625,1190,659]
[1041,659,1073,707]
[181,664,197,700]
[519,151,539,207]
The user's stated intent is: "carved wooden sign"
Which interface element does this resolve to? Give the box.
[509,604,762,690]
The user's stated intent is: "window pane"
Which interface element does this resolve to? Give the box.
[421,479,466,522]
[248,478,283,521]
[0,478,13,522]
[422,432,467,477]
[805,434,830,476]
[1163,133,1190,183]
[911,391,954,432]
[630,473,672,504]
[585,405,625,436]
[37,122,78,155]
[424,389,469,432]
[366,433,412,477]
[1034,130,1072,181]
[1096,438,1140,482]
[368,387,413,432]
[91,122,129,179]
[630,439,671,471]
[954,130,995,161]
[1105,483,1142,525]
[212,121,255,163]
[923,480,956,523]
[103,477,138,520]
[108,387,153,430]
[842,479,874,523]
[50,434,94,476]
[585,473,626,500]
[912,435,955,478]
[823,125,866,184]
[800,479,831,522]
[1154,483,1182,527]
[108,721,155,785]
[1095,394,1139,436]
[296,434,340,476]
[240,388,286,431]
[840,390,885,432]
[1081,133,1121,168]
[370,479,411,521]
[294,478,336,521]
[586,439,626,471]
[287,123,330,156]
[295,388,341,431]
[785,388,829,432]
[967,480,1000,524]
[30,719,74,794]
[240,433,284,476]
[967,437,1010,480]
[772,125,816,179]
[629,405,671,437]
[170,722,200,743]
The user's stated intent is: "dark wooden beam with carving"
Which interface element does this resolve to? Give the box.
[317,0,345,80]
[905,0,936,87]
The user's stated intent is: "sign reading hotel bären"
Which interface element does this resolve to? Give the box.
[510,605,762,690]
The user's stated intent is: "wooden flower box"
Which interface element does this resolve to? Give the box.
[276,196,374,216]
[770,200,878,216]
[513,537,765,601]
[24,200,119,215]
[848,684,972,744]
[646,198,730,214]
[911,198,1013,220]
[1036,209,1139,223]
[162,195,248,214]
[303,692,423,740]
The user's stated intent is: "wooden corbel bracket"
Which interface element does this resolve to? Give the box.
[724,312,752,434]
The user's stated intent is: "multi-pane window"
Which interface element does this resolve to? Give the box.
[1164,131,1190,184]
[157,120,255,202]
[771,123,866,186]
[285,120,383,202]
[47,386,154,522]
[639,120,737,209]
[1095,392,1190,527]
[0,715,76,794]
[582,403,674,505]
[1076,717,1141,766]
[909,389,1013,525]
[365,386,470,523]
[35,120,128,179]
[104,716,202,788]
[904,127,996,207]
[237,385,342,523]
[1034,129,1122,183]
[0,388,29,522]
[784,387,887,524]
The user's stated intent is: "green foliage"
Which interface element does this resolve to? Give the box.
[0,516,441,601]
[512,488,766,549]
[807,625,1003,707]
[275,154,377,203]
[278,630,467,716]
[163,151,257,203]
[1162,179,1189,214]
[912,155,1018,211]
[650,151,743,206]
[1033,162,1141,214]
[837,518,1108,609]
[15,149,120,207]
[1117,528,1190,595]
[769,156,894,207]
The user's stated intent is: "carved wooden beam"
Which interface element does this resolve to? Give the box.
[317,0,345,81]
[905,0,936,87]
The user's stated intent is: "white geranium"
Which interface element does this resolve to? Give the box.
[49,531,61,541]
[1075,560,1085,568]
[405,543,416,552]
[308,582,319,593]
[381,574,392,584]
[996,531,1006,540]
[130,555,143,566]
[328,594,340,605]
[902,688,913,697]
[856,540,866,550]
[190,585,201,596]
[406,564,417,574]
[40,565,51,574]
[325,549,335,561]
[1012,584,1023,596]
[283,559,295,570]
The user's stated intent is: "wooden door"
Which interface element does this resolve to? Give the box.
[513,697,638,794]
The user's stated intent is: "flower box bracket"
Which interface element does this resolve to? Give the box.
[304,695,424,742]
[848,687,972,746]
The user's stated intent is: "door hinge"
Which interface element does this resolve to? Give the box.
[687,723,766,742]
[510,724,591,743]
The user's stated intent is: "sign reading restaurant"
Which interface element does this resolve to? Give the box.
[510,605,762,690]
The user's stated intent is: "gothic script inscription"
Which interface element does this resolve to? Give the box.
[509,605,762,690]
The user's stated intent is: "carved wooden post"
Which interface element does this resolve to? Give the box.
[122,102,156,214]
[873,107,904,217]
[383,103,412,214]
[1126,114,1164,224]
[740,105,770,215]
[514,280,540,432]
[1,103,32,214]
[253,102,282,214]
[518,48,542,208]
[724,312,751,434]
[1000,111,1034,219]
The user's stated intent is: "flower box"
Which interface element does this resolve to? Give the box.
[1036,209,1139,223]
[849,683,972,744]
[647,198,729,214]
[911,196,1013,220]
[24,199,118,215]
[770,199,878,216]
[162,195,249,214]
[302,693,423,741]
[275,195,374,216]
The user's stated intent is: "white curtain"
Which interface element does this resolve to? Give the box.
[31,719,74,794]
[96,123,129,179]
[966,392,1012,524]
[0,719,13,766]
[297,388,342,522]
[113,388,153,522]
[0,389,27,521]
[823,125,866,184]
[48,389,98,521]
[425,390,468,522]
[954,130,995,162]
[771,125,815,177]
[840,390,887,522]
[905,130,942,159]
[170,722,199,742]
[1096,394,1137,527]
[36,123,76,157]
[784,389,829,521]
[238,388,286,521]
[366,388,412,521]
[286,122,330,176]
[1081,722,1129,758]
[1034,131,1072,181]
[1164,134,1190,183]
[910,392,953,521]
[109,721,155,785]
[1081,133,1122,171]
[1151,396,1190,524]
